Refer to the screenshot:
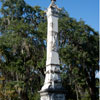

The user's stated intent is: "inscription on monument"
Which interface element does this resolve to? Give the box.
[52,32,58,52]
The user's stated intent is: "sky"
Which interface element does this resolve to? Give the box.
[24,0,99,32]
[0,0,99,31]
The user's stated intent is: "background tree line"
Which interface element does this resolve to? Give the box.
[0,0,99,100]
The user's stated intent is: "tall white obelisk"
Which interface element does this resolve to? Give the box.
[39,0,66,100]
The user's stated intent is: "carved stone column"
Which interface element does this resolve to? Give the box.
[39,1,66,100]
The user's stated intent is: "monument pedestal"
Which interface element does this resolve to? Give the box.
[39,88,66,100]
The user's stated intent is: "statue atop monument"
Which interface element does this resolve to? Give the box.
[49,0,61,15]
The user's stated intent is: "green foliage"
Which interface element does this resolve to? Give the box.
[59,14,99,100]
[0,0,46,100]
[0,0,99,100]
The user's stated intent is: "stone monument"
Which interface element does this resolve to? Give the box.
[39,0,66,100]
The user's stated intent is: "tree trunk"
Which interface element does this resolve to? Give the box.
[84,67,97,100]
[89,77,97,100]
[75,84,79,100]
[89,87,97,100]
[21,92,29,100]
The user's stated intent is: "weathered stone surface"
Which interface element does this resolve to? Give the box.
[46,51,59,65]
[39,0,66,100]
[40,93,65,100]
[39,89,66,100]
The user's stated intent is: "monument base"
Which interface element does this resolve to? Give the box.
[39,88,66,100]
